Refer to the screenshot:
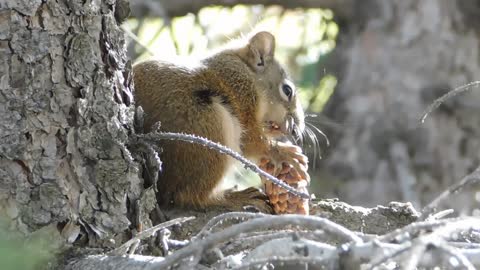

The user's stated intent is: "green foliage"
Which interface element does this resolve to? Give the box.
[0,219,57,270]
[299,74,338,113]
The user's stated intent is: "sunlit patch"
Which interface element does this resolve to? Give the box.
[449,257,460,267]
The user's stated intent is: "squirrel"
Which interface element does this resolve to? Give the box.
[133,31,308,213]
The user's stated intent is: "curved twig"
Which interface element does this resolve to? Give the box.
[109,216,195,255]
[420,81,480,123]
[145,215,362,269]
[137,131,311,199]
[421,166,480,220]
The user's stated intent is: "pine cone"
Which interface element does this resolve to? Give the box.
[259,158,310,215]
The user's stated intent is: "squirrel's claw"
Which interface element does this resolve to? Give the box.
[268,141,309,182]
[224,187,273,214]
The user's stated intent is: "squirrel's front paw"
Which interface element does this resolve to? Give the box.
[268,141,309,182]
[224,187,273,214]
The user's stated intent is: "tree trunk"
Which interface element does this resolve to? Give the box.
[319,0,480,211]
[0,0,150,247]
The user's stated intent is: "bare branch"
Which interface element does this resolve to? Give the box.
[437,245,476,270]
[233,255,337,270]
[347,241,407,264]
[122,25,157,57]
[421,166,480,220]
[136,131,310,199]
[426,209,455,221]
[109,216,195,255]
[400,241,427,270]
[221,230,328,255]
[378,218,457,243]
[420,81,480,123]
[369,218,480,269]
[195,212,266,239]
[62,213,480,270]
[145,215,361,269]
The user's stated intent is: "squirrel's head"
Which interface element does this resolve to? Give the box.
[240,31,305,141]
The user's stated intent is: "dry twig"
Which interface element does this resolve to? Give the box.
[368,218,480,269]
[136,131,310,199]
[420,81,480,123]
[109,216,195,255]
[145,215,362,269]
[195,212,266,239]
[421,166,480,220]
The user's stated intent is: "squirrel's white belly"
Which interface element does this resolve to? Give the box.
[212,102,243,162]
[209,102,244,196]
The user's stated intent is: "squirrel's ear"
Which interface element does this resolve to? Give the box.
[247,31,275,72]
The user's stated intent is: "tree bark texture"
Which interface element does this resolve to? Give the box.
[0,0,149,244]
[319,0,480,211]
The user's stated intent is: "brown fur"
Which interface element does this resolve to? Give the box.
[133,32,306,212]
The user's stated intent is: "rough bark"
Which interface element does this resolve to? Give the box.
[318,0,480,211]
[0,0,150,247]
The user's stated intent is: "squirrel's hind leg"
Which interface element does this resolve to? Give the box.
[158,101,273,213]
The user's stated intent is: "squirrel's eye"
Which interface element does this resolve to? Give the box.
[281,84,293,101]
